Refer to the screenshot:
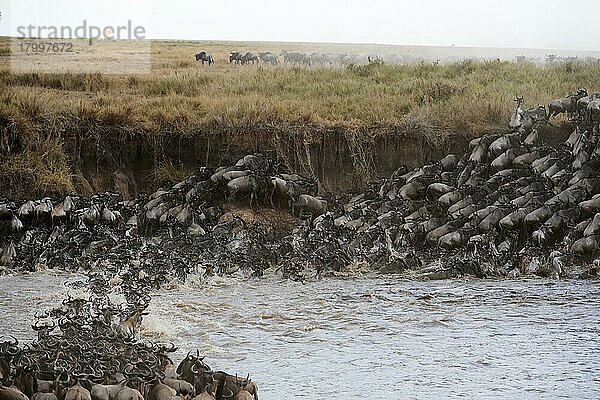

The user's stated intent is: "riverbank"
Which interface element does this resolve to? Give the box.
[1,38,599,197]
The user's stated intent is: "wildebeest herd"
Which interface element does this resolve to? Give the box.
[0,288,259,400]
[2,91,600,281]
[2,90,600,281]
[195,49,386,67]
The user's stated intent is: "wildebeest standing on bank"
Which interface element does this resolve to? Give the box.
[195,52,214,66]
[547,89,588,119]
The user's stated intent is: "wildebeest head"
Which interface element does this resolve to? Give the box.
[176,350,210,383]
[15,365,38,398]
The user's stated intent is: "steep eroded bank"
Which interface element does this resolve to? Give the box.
[0,120,571,199]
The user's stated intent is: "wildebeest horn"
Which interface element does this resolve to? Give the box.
[3,335,18,346]
[34,310,50,319]
[163,342,177,353]
[123,364,135,377]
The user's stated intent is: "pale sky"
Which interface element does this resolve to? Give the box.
[1,0,599,51]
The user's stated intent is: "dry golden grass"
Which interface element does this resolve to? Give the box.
[1,38,599,196]
[149,161,190,188]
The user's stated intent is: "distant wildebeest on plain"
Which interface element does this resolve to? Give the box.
[195,52,214,66]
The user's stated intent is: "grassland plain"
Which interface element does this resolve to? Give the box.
[1,38,599,198]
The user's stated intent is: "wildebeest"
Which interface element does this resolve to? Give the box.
[279,50,311,66]
[229,52,243,64]
[90,379,127,400]
[509,96,524,129]
[293,194,327,217]
[116,309,148,338]
[241,52,258,65]
[212,373,256,400]
[17,200,35,221]
[488,133,521,159]
[0,240,16,266]
[589,98,600,124]
[520,105,547,132]
[227,175,259,207]
[547,89,588,119]
[163,378,195,398]
[0,384,28,400]
[114,387,144,400]
[147,381,177,400]
[575,93,599,122]
[191,384,217,400]
[35,198,53,221]
[195,52,214,66]
[64,380,92,400]
[257,52,278,65]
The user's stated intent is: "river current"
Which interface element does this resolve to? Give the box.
[1,273,599,399]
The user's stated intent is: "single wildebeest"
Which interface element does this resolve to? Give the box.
[0,240,16,266]
[114,387,144,400]
[520,105,547,132]
[195,52,214,66]
[488,133,521,159]
[176,350,210,384]
[147,381,177,400]
[90,378,127,400]
[258,52,278,65]
[17,200,35,221]
[572,234,599,255]
[13,365,38,399]
[0,385,28,400]
[117,309,148,338]
[229,52,243,64]
[32,393,58,400]
[293,194,327,217]
[191,383,218,400]
[547,89,588,119]
[213,373,256,400]
[64,380,92,400]
[241,52,258,65]
[35,198,54,221]
[589,98,600,124]
[510,96,524,129]
[163,378,195,398]
[227,175,259,207]
[576,93,600,121]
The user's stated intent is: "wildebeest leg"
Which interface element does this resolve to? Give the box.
[269,188,275,209]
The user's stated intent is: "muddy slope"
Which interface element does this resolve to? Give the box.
[2,122,571,198]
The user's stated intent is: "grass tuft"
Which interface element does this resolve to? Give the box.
[148,161,190,188]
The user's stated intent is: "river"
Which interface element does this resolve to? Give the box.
[1,273,599,399]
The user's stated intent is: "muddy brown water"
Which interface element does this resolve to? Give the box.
[1,273,599,399]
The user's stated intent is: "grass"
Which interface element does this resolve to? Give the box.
[149,161,190,188]
[0,137,74,199]
[1,38,599,197]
